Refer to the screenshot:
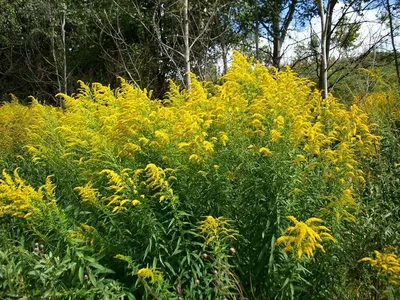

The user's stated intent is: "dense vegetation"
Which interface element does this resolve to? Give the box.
[0,52,399,299]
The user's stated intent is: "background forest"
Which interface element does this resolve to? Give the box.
[0,0,400,299]
[1,0,400,102]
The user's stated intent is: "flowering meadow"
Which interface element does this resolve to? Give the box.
[0,52,399,299]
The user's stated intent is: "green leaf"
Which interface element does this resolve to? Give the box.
[78,266,83,283]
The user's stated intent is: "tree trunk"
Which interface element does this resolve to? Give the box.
[183,0,191,89]
[317,0,329,99]
[317,0,338,99]
[217,7,228,75]
[61,10,67,94]
[273,38,282,68]
[255,15,259,61]
[272,0,281,68]
[271,0,297,68]
[51,23,61,95]
[386,0,400,87]
[221,33,228,75]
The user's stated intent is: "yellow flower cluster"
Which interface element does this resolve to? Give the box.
[197,216,238,245]
[0,169,59,220]
[75,163,177,213]
[138,164,176,202]
[137,266,163,283]
[0,98,59,159]
[275,216,336,259]
[98,168,142,213]
[0,169,41,218]
[1,54,376,209]
[359,248,400,286]
[0,52,382,268]
[74,182,99,204]
[354,77,400,122]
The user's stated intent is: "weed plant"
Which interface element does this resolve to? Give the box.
[0,52,398,299]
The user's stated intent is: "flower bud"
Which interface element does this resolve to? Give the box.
[212,269,218,276]
[34,247,39,252]
[195,279,200,285]
[201,253,208,260]
[84,274,89,281]
[229,247,236,254]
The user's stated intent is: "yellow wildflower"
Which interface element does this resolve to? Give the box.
[273,115,285,128]
[276,216,335,259]
[198,216,238,245]
[118,143,141,157]
[155,130,170,144]
[189,154,201,162]
[132,199,141,206]
[177,142,191,149]
[144,164,167,189]
[138,137,150,145]
[295,154,306,163]
[137,266,163,283]
[203,141,214,153]
[219,131,229,146]
[0,169,58,219]
[252,119,263,128]
[74,182,99,204]
[252,113,264,120]
[359,247,400,286]
[270,129,283,142]
[259,147,272,156]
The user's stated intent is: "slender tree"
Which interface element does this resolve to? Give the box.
[312,0,387,98]
[385,0,400,87]
[183,0,191,89]
[266,0,299,68]
[316,0,334,99]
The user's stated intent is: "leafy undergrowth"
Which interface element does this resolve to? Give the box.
[0,52,399,299]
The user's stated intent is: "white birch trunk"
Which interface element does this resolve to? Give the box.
[183,0,191,89]
[317,0,328,99]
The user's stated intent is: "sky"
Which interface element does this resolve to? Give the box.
[279,1,397,65]
[216,1,397,74]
